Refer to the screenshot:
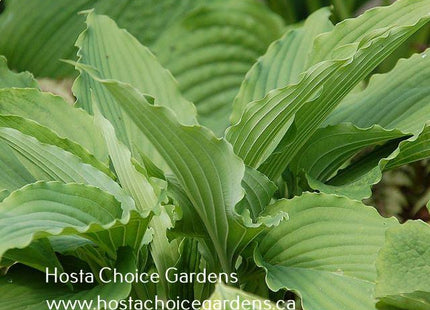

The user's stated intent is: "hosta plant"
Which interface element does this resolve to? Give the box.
[0,0,430,309]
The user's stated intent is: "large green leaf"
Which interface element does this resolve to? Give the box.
[74,11,197,124]
[0,88,107,162]
[94,101,180,298]
[308,0,430,65]
[0,247,136,310]
[73,11,197,171]
[0,139,35,192]
[304,50,430,199]
[231,7,333,124]
[77,71,273,272]
[227,0,430,180]
[375,220,430,310]
[290,124,407,182]
[154,0,284,135]
[385,125,430,169]
[311,124,430,200]
[325,50,430,134]
[0,114,112,177]
[0,180,148,260]
[0,56,38,89]
[3,239,64,274]
[256,193,399,310]
[0,127,133,209]
[0,0,212,77]
[0,182,123,259]
[94,104,158,214]
[302,50,430,197]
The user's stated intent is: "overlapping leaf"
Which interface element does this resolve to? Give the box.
[0,248,135,310]
[0,56,38,89]
[94,104,158,214]
[290,124,407,182]
[0,127,133,209]
[0,88,107,162]
[256,193,399,310]
[0,182,121,259]
[73,11,197,170]
[227,0,430,182]
[231,7,333,123]
[0,114,111,177]
[3,239,64,274]
[326,51,430,133]
[302,50,430,199]
[76,70,276,271]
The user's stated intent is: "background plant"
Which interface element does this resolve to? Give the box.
[0,0,429,309]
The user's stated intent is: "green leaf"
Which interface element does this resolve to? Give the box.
[0,56,38,88]
[154,0,284,135]
[386,125,430,169]
[74,11,197,125]
[0,181,148,260]
[0,0,211,77]
[0,114,112,177]
[312,125,430,200]
[0,181,123,259]
[308,0,430,65]
[291,49,430,199]
[0,139,35,192]
[0,266,69,310]
[0,127,133,209]
[0,88,107,163]
[78,71,265,272]
[375,220,430,310]
[227,1,430,180]
[290,124,407,182]
[306,168,383,201]
[256,192,398,310]
[3,239,64,274]
[325,50,430,135]
[93,103,158,215]
[148,206,181,300]
[201,282,280,310]
[165,175,209,241]
[231,7,333,124]
[0,247,136,310]
[237,166,277,221]
[73,11,197,171]
[303,50,430,199]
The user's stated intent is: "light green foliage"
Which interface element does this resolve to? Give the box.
[376,221,430,310]
[256,193,398,310]
[0,1,429,309]
[0,56,38,89]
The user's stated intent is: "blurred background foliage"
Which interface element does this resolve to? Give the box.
[0,0,428,222]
